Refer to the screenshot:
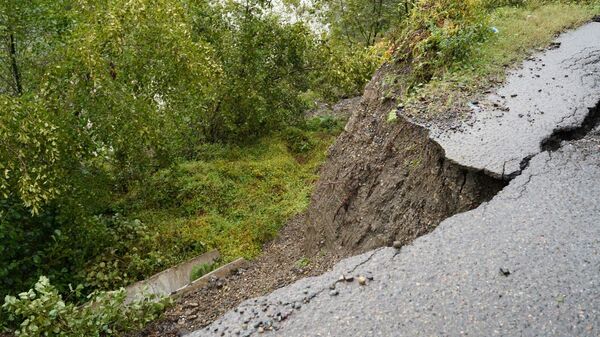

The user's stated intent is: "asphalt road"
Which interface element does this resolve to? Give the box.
[428,22,600,179]
[187,22,600,337]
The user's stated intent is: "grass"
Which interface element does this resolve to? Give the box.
[403,2,600,118]
[126,125,340,264]
[190,262,217,282]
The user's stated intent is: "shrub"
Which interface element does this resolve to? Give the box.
[282,127,316,154]
[305,115,345,133]
[81,215,206,292]
[1,276,170,337]
[396,0,491,84]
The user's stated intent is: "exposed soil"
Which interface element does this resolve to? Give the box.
[135,214,342,337]
[304,63,506,256]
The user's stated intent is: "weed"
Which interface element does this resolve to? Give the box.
[296,257,311,269]
[190,262,217,282]
[387,109,399,123]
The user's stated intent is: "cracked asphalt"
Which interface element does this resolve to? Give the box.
[428,22,600,179]
[186,23,600,337]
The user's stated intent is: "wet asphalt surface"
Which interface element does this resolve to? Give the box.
[186,22,600,337]
[428,22,600,179]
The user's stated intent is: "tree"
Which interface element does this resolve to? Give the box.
[317,0,412,46]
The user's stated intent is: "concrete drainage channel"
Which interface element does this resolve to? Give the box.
[125,250,247,303]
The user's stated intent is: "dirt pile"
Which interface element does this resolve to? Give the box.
[304,63,506,256]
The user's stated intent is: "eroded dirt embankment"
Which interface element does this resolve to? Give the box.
[304,63,505,256]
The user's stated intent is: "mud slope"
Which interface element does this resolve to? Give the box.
[304,63,504,255]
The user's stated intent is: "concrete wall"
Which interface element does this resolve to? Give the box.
[125,250,220,303]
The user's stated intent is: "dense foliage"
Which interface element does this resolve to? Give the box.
[0,0,379,304]
[2,276,169,336]
[395,0,491,83]
[317,0,414,46]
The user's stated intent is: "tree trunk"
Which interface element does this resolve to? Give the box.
[9,33,23,95]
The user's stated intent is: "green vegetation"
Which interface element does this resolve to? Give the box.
[2,0,599,334]
[127,127,339,263]
[0,0,373,332]
[190,263,217,282]
[401,1,600,117]
[296,257,311,269]
[0,0,373,299]
[2,276,169,337]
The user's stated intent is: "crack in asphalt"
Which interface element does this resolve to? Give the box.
[499,98,600,186]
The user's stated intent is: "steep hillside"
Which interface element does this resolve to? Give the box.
[304,63,505,255]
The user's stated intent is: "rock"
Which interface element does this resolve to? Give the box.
[392,241,402,249]
[258,327,265,333]
[499,268,511,277]
[548,41,561,49]
[329,290,339,296]
[357,276,367,286]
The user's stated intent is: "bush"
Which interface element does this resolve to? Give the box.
[396,0,491,84]
[81,215,206,292]
[305,115,345,133]
[308,40,385,102]
[282,127,315,154]
[1,276,170,337]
